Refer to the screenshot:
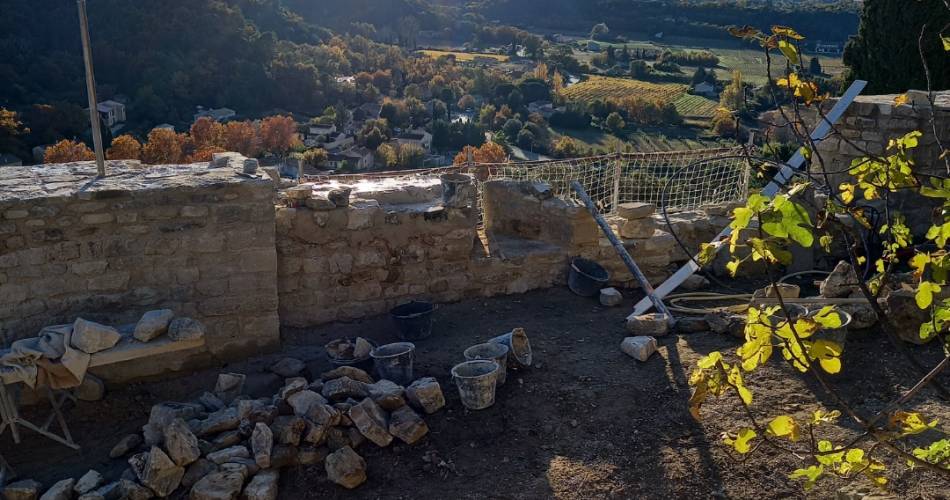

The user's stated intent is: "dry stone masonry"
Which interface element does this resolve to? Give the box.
[0,159,279,379]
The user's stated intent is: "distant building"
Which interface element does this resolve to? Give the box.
[308,124,337,137]
[336,76,356,86]
[814,42,842,55]
[96,100,127,127]
[326,147,374,171]
[354,102,382,123]
[528,100,555,118]
[193,106,236,123]
[395,129,433,151]
[587,40,601,52]
[0,154,22,167]
[693,82,717,98]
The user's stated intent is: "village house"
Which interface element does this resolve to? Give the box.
[395,128,433,151]
[693,82,718,98]
[193,106,236,123]
[96,100,126,128]
[326,147,374,171]
[527,100,555,118]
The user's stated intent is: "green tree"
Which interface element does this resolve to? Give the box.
[630,60,651,78]
[591,23,609,41]
[605,112,626,135]
[844,0,950,93]
[808,57,823,76]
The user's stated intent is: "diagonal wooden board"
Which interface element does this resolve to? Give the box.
[630,80,869,318]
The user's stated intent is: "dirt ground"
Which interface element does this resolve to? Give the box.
[4,286,949,499]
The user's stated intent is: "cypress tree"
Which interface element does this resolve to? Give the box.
[844,0,950,94]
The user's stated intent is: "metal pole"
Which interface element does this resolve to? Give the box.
[77,0,106,176]
[571,181,672,319]
[630,80,868,317]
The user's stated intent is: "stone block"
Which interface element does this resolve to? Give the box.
[71,318,121,354]
[347,398,392,447]
[625,313,671,336]
[325,447,367,489]
[617,202,655,220]
[133,309,175,342]
[599,287,623,307]
[619,218,657,239]
[620,336,657,362]
[388,405,428,445]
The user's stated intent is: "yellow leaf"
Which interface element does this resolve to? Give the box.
[943,35,950,51]
[916,281,941,309]
[772,25,805,40]
[845,448,865,463]
[767,415,801,442]
[723,428,757,454]
[778,40,800,65]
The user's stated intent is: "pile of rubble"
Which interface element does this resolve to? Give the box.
[4,363,444,499]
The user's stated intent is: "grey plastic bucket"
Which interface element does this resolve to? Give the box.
[489,328,532,368]
[451,360,499,410]
[370,342,415,385]
[810,309,852,346]
[464,342,510,385]
[765,304,809,327]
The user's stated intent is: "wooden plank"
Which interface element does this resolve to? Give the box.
[89,336,205,368]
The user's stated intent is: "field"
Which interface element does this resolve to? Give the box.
[418,49,510,62]
[561,76,688,104]
[671,94,719,119]
[551,125,727,154]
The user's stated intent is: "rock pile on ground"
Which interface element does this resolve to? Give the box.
[9,361,445,499]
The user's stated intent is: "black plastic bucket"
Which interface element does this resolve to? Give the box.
[568,258,610,297]
[390,301,435,341]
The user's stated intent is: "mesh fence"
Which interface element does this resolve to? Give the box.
[304,146,751,214]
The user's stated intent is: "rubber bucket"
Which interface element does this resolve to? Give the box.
[464,342,510,385]
[489,328,532,368]
[440,173,476,208]
[568,258,609,297]
[810,309,853,346]
[390,301,434,341]
[451,360,499,410]
[370,342,415,385]
[765,304,809,327]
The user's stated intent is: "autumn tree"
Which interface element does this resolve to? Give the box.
[44,139,94,163]
[0,107,28,156]
[142,128,184,164]
[189,117,224,149]
[222,121,260,158]
[259,115,300,156]
[605,112,626,135]
[106,134,142,160]
[396,143,425,169]
[302,148,328,168]
[376,143,398,169]
[453,142,508,165]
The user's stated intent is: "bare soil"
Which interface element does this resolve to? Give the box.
[4,287,948,499]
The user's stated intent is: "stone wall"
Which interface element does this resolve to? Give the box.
[814,90,950,234]
[0,160,280,378]
[276,178,676,328]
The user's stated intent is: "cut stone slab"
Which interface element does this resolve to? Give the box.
[74,470,104,495]
[321,366,373,384]
[251,422,274,469]
[214,373,246,403]
[321,376,368,401]
[4,480,42,500]
[620,336,658,362]
[189,471,244,500]
[242,469,279,500]
[192,407,240,437]
[617,202,655,220]
[164,418,201,466]
[625,313,671,336]
[388,405,429,445]
[131,446,184,498]
[268,357,306,378]
[348,398,393,447]
[364,380,405,411]
[133,309,175,342]
[75,374,105,401]
[325,446,367,489]
[405,378,445,415]
[168,317,206,342]
[619,218,657,239]
[71,318,121,354]
[39,478,75,500]
[305,195,336,211]
[599,287,623,307]
[110,434,142,459]
[206,445,250,465]
[287,390,327,416]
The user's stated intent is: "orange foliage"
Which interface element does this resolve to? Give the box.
[454,142,508,165]
[185,146,226,163]
[259,115,300,155]
[106,134,142,160]
[44,139,95,163]
[142,128,185,164]
[190,117,224,149]
[222,121,260,157]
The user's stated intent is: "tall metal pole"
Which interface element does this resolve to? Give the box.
[77,0,106,176]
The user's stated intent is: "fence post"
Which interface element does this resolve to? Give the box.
[610,145,622,214]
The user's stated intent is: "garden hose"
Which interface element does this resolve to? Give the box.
[665,271,832,315]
